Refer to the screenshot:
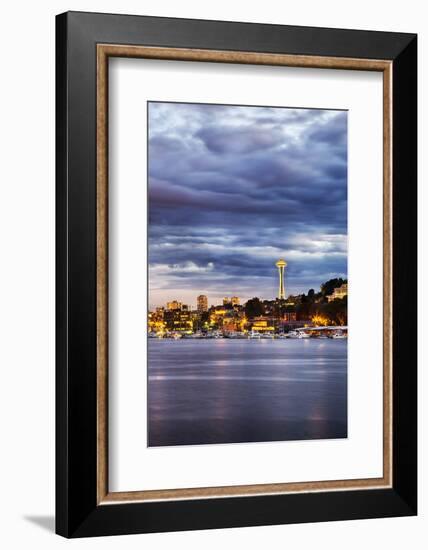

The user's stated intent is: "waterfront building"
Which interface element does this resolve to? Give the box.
[222,318,239,333]
[283,311,297,322]
[327,283,348,302]
[209,307,227,329]
[250,316,277,333]
[197,294,208,312]
[278,318,304,332]
[163,309,193,332]
[275,259,287,300]
[221,309,245,334]
[148,309,166,334]
[150,307,165,323]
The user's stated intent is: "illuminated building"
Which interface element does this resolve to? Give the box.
[250,316,276,333]
[209,307,228,329]
[222,318,239,333]
[163,309,193,332]
[148,308,166,334]
[197,294,208,312]
[275,259,287,300]
[327,283,348,302]
[219,309,246,334]
[283,311,297,322]
[166,300,183,311]
[223,296,240,307]
[151,307,165,322]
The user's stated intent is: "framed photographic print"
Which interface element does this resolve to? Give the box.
[56,11,417,537]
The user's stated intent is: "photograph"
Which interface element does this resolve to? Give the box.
[49,7,417,540]
[147,101,348,447]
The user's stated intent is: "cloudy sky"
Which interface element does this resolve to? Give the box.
[148,101,347,309]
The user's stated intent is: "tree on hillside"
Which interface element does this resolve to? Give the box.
[244,297,265,318]
[296,301,311,320]
[320,278,347,299]
[323,297,347,325]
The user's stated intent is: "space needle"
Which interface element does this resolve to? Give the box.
[275,259,287,300]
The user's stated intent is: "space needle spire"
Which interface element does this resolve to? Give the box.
[275,259,287,300]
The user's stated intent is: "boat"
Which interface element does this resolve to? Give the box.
[332,331,347,339]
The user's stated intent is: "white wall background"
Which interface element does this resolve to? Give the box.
[0,1,424,548]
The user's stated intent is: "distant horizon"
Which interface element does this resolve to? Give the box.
[148,101,347,310]
[148,273,348,311]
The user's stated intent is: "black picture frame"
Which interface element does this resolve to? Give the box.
[56,11,417,538]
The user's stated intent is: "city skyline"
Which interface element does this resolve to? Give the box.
[148,271,348,337]
[152,257,291,311]
[150,267,347,313]
[148,102,347,309]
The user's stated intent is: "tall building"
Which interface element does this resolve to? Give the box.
[197,294,208,312]
[166,300,182,311]
[275,259,287,300]
[231,296,240,306]
[223,297,231,306]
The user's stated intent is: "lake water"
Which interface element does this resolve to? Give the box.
[148,338,347,447]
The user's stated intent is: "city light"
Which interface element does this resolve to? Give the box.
[311,314,329,327]
[148,261,347,339]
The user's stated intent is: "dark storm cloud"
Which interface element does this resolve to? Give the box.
[148,102,347,307]
[307,111,348,147]
[197,125,285,154]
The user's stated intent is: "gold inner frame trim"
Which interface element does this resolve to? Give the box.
[96,44,393,505]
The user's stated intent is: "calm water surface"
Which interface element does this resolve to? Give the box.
[148,339,347,446]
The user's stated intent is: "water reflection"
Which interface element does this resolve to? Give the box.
[148,339,347,447]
